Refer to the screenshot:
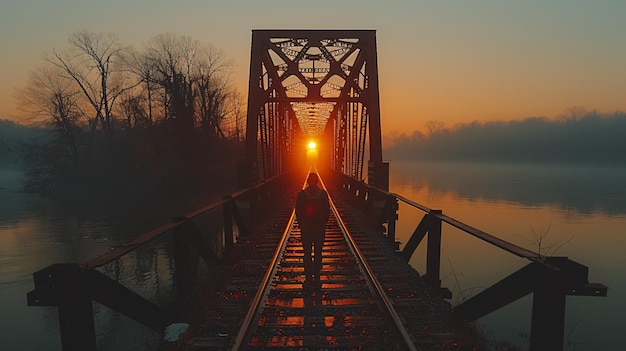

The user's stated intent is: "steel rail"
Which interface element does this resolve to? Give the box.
[232,170,418,350]
[230,174,309,350]
[230,209,296,350]
[319,176,419,351]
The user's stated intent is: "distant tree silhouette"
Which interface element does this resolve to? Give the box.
[13,31,244,201]
[385,110,626,166]
[425,120,445,136]
[15,63,83,165]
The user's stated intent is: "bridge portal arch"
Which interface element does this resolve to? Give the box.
[242,30,387,189]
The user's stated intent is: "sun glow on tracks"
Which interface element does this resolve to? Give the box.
[307,141,317,150]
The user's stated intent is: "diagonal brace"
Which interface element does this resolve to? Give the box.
[401,214,434,262]
[455,263,537,321]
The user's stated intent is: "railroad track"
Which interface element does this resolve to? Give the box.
[231,174,418,351]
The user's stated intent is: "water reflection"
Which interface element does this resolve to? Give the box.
[0,167,226,350]
[94,240,175,351]
[388,160,623,350]
[391,161,626,215]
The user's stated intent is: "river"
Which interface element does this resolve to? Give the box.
[0,167,174,350]
[389,160,626,350]
[1,162,625,350]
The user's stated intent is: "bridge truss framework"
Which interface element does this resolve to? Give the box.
[243,30,388,189]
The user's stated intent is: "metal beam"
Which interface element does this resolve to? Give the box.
[401,214,434,262]
[455,263,537,320]
[244,30,384,184]
[88,270,173,331]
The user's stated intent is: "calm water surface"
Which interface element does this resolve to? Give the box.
[2,162,625,350]
[389,161,626,350]
[0,168,174,350]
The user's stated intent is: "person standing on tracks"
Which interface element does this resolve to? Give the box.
[296,172,330,289]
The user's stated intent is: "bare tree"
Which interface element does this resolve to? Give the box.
[138,33,237,137]
[50,30,135,139]
[141,33,202,131]
[118,93,150,129]
[15,63,83,164]
[224,90,246,141]
[123,48,161,126]
[193,45,233,137]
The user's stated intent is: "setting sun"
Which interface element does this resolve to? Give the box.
[306,140,318,166]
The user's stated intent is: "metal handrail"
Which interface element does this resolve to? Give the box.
[336,172,543,263]
[82,175,284,270]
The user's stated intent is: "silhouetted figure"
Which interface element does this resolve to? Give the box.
[296,173,330,290]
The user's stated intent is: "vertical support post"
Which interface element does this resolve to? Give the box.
[232,198,249,238]
[426,210,442,287]
[529,266,566,351]
[223,195,234,251]
[364,31,383,184]
[173,221,199,297]
[374,162,389,191]
[357,183,367,209]
[244,31,264,187]
[56,265,97,351]
[386,195,398,244]
[356,187,365,207]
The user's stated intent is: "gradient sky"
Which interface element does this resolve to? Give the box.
[1,0,625,134]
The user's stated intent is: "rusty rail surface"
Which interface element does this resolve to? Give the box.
[231,171,419,351]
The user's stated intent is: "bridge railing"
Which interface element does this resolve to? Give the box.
[330,171,607,351]
[26,173,291,351]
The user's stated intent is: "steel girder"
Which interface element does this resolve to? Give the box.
[244,30,385,187]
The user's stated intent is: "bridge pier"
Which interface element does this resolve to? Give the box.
[50,264,97,351]
[530,265,567,351]
[173,221,201,297]
[425,210,442,287]
[383,194,399,246]
[27,263,174,351]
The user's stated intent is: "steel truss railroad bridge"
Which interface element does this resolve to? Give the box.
[242,30,388,189]
[27,30,607,351]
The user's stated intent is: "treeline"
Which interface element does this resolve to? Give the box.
[11,31,245,205]
[385,110,626,166]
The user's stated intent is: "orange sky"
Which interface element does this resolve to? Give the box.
[1,1,625,135]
